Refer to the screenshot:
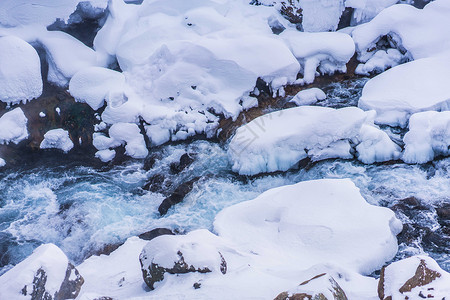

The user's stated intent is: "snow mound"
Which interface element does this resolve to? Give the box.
[352,0,450,61]
[228,106,401,175]
[0,108,28,144]
[346,0,398,25]
[290,88,326,106]
[281,31,355,85]
[95,149,116,162]
[0,244,69,299]
[403,111,450,164]
[355,48,405,75]
[358,54,450,127]
[215,178,402,275]
[40,128,74,153]
[379,256,450,299]
[0,36,42,104]
[108,123,148,159]
[0,158,5,167]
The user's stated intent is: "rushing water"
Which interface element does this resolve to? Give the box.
[0,78,449,276]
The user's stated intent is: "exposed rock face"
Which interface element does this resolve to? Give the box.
[158,177,200,215]
[139,230,227,290]
[274,273,348,300]
[169,153,195,174]
[0,244,84,300]
[378,256,450,299]
[138,228,175,241]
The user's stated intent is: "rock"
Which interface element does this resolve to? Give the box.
[378,256,450,300]
[139,229,227,290]
[0,244,84,300]
[142,174,167,193]
[158,177,200,216]
[143,154,158,171]
[169,153,195,174]
[274,273,348,300]
[138,228,175,241]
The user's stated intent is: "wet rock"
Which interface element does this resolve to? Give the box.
[143,154,158,171]
[158,177,200,216]
[139,230,227,290]
[138,228,175,241]
[142,174,168,193]
[378,256,450,300]
[169,153,195,174]
[274,273,347,300]
[0,244,84,300]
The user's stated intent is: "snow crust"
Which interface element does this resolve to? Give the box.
[228,106,401,175]
[0,36,42,104]
[75,179,401,299]
[0,108,28,144]
[403,111,450,164]
[0,244,69,300]
[40,128,74,153]
[358,54,450,127]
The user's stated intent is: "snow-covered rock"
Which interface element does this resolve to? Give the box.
[378,255,450,300]
[0,36,42,104]
[228,106,401,175]
[95,149,116,162]
[402,111,450,164]
[109,123,148,159]
[0,158,5,167]
[215,178,402,275]
[358,54,450,127]
[0,243,84,300]
[355,48,405,75]
[40,128,74,153]
[0,108,28,144]
[140,229,227,290]
[352,0,450,62]
[290,88,326,106]
[346,0,398,25]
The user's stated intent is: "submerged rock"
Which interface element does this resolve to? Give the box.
[169,153,195,174]
[158,177,200,216]
[0,244,84,300]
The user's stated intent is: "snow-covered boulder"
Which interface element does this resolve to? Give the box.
[274,273,347,300]
[402,111,450,164]
[358,54,450,127]
[0,157,5,167]
[215,179,402,275]
[0,244,84,300]
[0,108,28,144]
[40,128,74,153]
[352,0,450,62]
[378,256,450,300]
[228,106,401,176]
[140,230,227,290]
[0,36,42,105]
[290,88,326,106]
[109,123,148,159]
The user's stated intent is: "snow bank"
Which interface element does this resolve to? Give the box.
[352,0,450,61]
[0,244,69,299]
[228,106,401,175]
[379,256,450,299]
[40,128,74,153]
[290,88,326,106]
[76,179,399,299]
[0,108,28,144]
[358,54,450,127]
[403,111,450,164]
[0,36,42,104]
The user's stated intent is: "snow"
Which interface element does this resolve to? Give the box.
[75,179,400,299]
[70,67,126,110]
[109,123,148,159]
[0,158,5,167]
[95,149,116,162]
[0,244,69,300]
[0,108,28,144]
[300,0,345,32]
[346,0,398,25]
[290,88,326,106]
[39,112,46,118]
[352,0,450,61]
[355,48,405,75]
[281,31,355,84]
[0,36,42,105]
[358,54,450,127]
[228,106,401,175]
[381,256,450,299]
[403,111,450,164]
[40,128,74,153]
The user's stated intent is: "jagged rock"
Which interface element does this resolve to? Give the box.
[158,177,200,215]
[274,273,348,300]
[169,153,195,174]
[378,256,450,299]
[138,228,175,241]
[0,244,84,300]
[139,230,227,290]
